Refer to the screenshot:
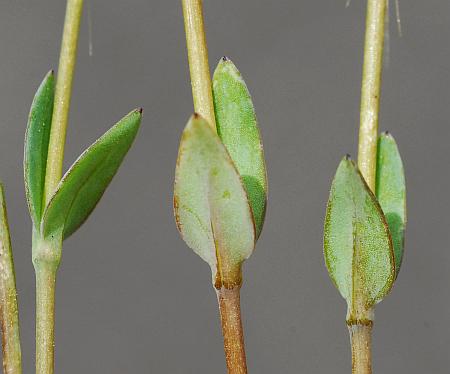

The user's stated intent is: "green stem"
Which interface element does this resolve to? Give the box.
[357,0,387,191]
[36,1,83,373]
[32,231,61,374]
[0,186,22,374]
[44,0,84,205]
[34,263,58,374]
[181,0,217,132]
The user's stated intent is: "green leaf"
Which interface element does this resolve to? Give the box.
[324,157,395,320]
[212,57,267,239]
[41,109,142,240]
[376,132,406,277]
[24,71,55,227]
[174,114,255,288]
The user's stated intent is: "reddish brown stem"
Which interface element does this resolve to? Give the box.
[216,287,248,374]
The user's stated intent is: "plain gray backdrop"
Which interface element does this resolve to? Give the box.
[0,1,449,373]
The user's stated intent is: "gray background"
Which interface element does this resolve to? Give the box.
[0,0,449,372]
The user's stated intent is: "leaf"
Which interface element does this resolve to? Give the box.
[174,114,255,288]
[212,57,267,239]
[0,184,15,283]
[24,71,55,227]
[0,184,22,373]
[41,109,142,240]
[323,157,395,320]
[376,132,406,277]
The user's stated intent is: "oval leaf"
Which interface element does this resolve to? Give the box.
[324,157,395,320]
[174,114,255,288]
[212,57,267,239]
[24,71,55,226]
[41,109,141,240]
[376,132,406,277]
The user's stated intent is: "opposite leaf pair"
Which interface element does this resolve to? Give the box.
[174,58,267,288]
[324,133,406,322]
[24,71,141,244]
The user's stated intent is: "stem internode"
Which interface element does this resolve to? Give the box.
[358,0,387,191]
[44,0,84,204]
[349,324,373,374]
[181,0,217,131]
[35,265,58,374]
[216,287,248,374]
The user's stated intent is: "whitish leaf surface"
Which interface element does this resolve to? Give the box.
[174,115,255,287]
[212,57,267,238]
[24,71,55,226]
[41,109,141,240]
[324,157,395,317]
[376,132,406,276]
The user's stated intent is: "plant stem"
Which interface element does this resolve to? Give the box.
[44,0,84,205]
[348,324,372,374]
[216,287,247,374]
[357,0,387,191]
[35,1,83,373]
[181,0,217,132]
[34,264,58,374]
[353,0,386,372]
[0,186,22,374]
[181,1,246,371]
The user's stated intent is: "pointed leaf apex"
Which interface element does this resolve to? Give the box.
[212,58,267,239]
[381,130,393,138]
[24,72,55,227]
[324,159,395,317]
[41,110,141,239]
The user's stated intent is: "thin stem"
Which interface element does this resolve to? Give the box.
[35,265,57,374]
[44,0,84,205]
[36,2,83,373]
[181,0,217,132]
[0,186,22,374]
[216,287,247,374]
[352,1,386,372]
[349,324,372,374]
[357,0,387,191]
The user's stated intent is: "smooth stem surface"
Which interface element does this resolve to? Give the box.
[352,1,386,371]
[349,324,372,374]
[357,0,387,191]
[35,266,57,374]
[44,0,84,204]
[216,287,247,374]
[0,186,22,374]
[182,0,217,131]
